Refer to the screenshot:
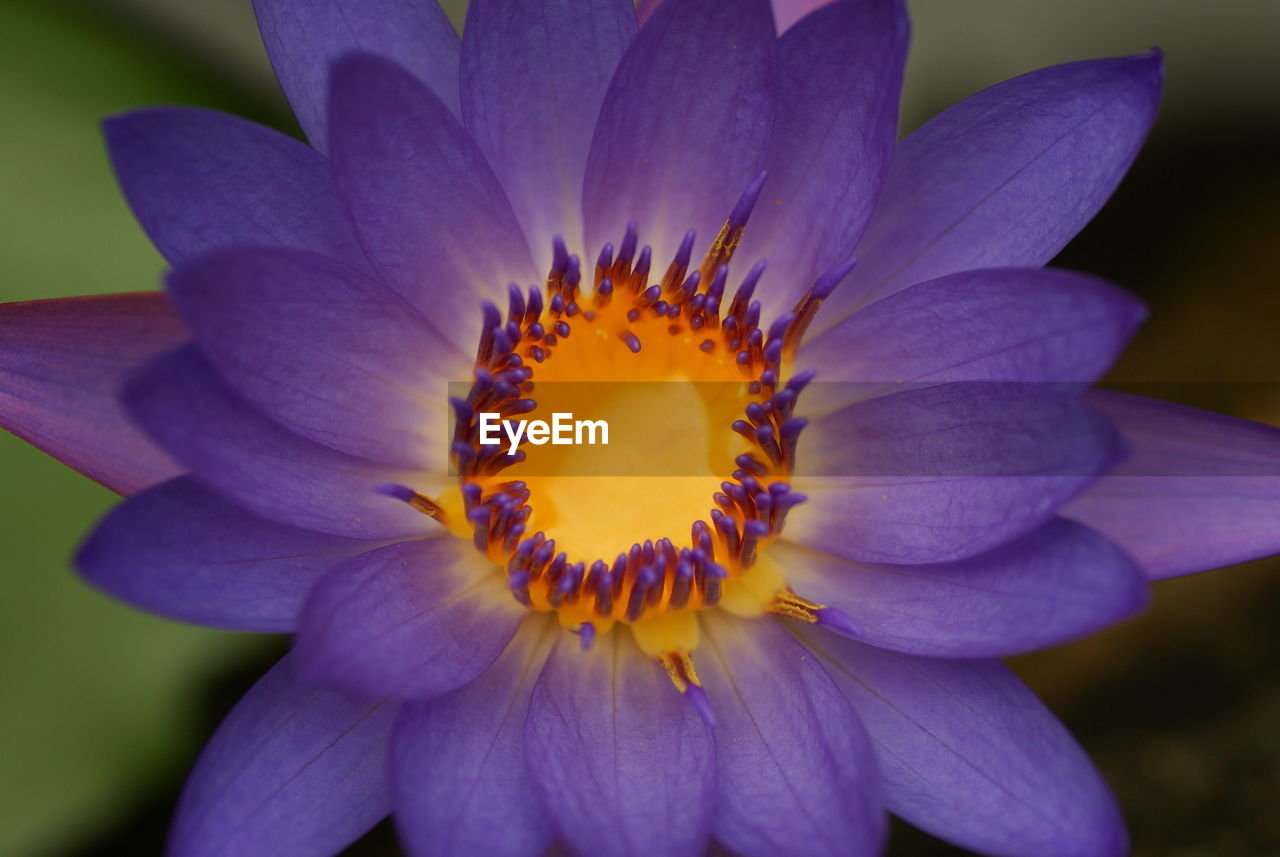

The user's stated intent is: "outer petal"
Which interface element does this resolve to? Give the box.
[799,630,1128,857]
[168,247,460,468]
[461,0,636,264]
[800,268,1145,392]
[104,108,368,269]
[123,345,432,539]
[77,476,373,632]
[168,653,397,857]
[1065,391,1280,578]
[328,53,537,354]
[790,382,1123,564]
[738,0,908,310]
[296,539,523,700]
[583,0,778,263]
[252,0,460,149]
[392,617,556,857]
[0,293,184,496]
[638,0,835,33]
[823,52,1164,325]
[525,632,715,857]
[776,517,1147,657]
[700,614,884,857]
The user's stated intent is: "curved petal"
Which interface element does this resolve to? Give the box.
[799,630,1128,857]
[168,247,461,468]
[777,517,1147,657]
[790,382,1123,564]
[169,653,397,857]
[296,539,523,700]
[123,345,433,539]
[104,107,368,270]
[1065,391,1280,579]
[738,0,908,312]
[701,614,884,857]
[0,293,184,496]
[77,476,373,632]
[392,617,556,857]
[821,52,1164,327]
[583,0,778,263]
[800,268,1145,391]
[252,0,460,149]
[525,631,715,857]
[328,53,536,354]
[461,0,636,265]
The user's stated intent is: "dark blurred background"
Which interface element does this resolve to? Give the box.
[0,1,1277,855]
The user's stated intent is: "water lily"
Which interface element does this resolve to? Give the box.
[2,1,1278,857]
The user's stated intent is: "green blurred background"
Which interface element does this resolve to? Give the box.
[0,1,1277,855]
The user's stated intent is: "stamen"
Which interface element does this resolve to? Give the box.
[376,483,447,522]
[656,650,715,726]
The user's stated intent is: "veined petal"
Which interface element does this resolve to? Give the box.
[583,0,778,264]
[701,613,884,857]
[800,268,1145,390]
[123,345,432,540]
[791,382,1123,563]
[252,0,460,149]
[167,247,462,468]
[739,0,908,312]
[77,476,373,632]
[1065,391,1280,579]
[296,539,524,700]
[104,108,368,269]
[392,617,556,857]
[328,53,537,354]
[799,630,1128,857]
[0,293,184,496]
[821,52,1163,326]
[461,0,636,265]
[168,653,397,857]
[777,517,1147,658]
[525,631,715,857]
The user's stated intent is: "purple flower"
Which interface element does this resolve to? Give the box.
[2,1,1278,856]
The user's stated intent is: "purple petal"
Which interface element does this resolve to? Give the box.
[252,0,460,150]
[168,246,463,468]
[1065,391,1280,579]
[392,617,556,857]
[639,0,835,33]
[104,107,368,269]
[76,476,373,632]
[799,630,1128,857]
[123,345,432,539]
[738,0,908,312]
[778,517,1147,657]
[169,653,397,857]
[791,383,1123,563]
[296,539,523,700]
[825,52,1163,322]
[461,0,635,264]
[524,632,715,857]
[583,0,777,263]
[801,267,1145,389]
[328,53,537,353]
[0,294,184,496]
[700,614,884,857]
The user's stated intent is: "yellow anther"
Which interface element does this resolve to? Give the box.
[768,591,825,624]
[657,650,703,695]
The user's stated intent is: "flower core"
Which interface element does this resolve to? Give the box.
[390,182,854,666]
